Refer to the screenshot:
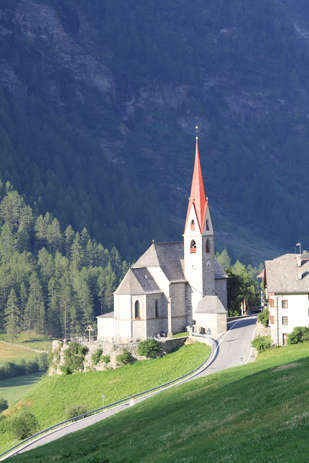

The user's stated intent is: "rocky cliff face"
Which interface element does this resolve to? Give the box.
[1,0,309,262]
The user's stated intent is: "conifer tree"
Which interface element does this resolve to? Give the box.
[24,273,45,333]
[5,288,20,342]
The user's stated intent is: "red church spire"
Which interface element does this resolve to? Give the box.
[185,133,208,233]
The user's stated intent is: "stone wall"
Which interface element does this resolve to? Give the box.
[49,337,187,375]
[255,321,271,338]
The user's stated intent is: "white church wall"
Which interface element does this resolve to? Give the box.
[215,279,228,309]
[195,313,227,339]
[97,317,114,341]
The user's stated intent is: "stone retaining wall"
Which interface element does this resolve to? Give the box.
[49,337,187,375]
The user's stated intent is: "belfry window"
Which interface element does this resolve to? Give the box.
[155,300,159,318]
[190,240,197,253]
[206,220,210,231]
[191,220,195,231]
[134,300,140,319]
[206,239,210,253]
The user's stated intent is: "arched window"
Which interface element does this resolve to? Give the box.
[206,220,210,231]
[191,219,195,231]
[134,300,140,319]
[206,239,210,253]
[155,300,159,318]
[190,240,197,253]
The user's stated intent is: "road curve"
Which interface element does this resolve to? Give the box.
[6,316,256,458]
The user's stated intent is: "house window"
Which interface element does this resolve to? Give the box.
[134,300,140,319]
[269,315,275,325]
[269,298,274,308]
[206,220,210,231]
[190,240,196,253]
[155,300,159,318]
[281,300,288,309]
[191,220,195,231]
[206,239,210,253]
[282,316,288,326]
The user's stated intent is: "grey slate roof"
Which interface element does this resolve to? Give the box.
[196,296,227,314]
[265,253,309,293]
[134,242,185,282]
[133,241,227,282]
[114,267,161,295]
[97,311,114,318]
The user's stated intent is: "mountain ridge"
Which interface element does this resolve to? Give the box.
[0,0,308,262]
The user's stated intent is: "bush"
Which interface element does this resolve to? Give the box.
[116,350,134,365]
[251,336,272,353]
[0,397,8,412]
[65,404,88,420]
[258,308,269,327]
[63,342,88,373]
[287,326,309,344]
[137,339,160,358]
[92,349,103,365]
[9,411,38,440]
[102,355,110,363]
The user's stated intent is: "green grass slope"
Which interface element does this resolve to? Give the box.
[13,343,309,463]
[0,373,43,406]
[0,342,210,454]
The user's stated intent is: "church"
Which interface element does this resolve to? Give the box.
[97,136,228,342]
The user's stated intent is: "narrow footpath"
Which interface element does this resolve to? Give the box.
[3,316,257,459]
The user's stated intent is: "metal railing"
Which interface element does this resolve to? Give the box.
[0,336,217,461]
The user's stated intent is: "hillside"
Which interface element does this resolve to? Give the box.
[1,1,309,262]
[0,343,210,454]
[11,342,309,463]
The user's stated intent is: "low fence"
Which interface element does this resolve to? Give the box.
[0,336,216,461]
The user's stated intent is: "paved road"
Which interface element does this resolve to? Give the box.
[202,316,257,376]
[4,316,256,459]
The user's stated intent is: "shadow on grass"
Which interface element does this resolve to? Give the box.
[0,372,44,388]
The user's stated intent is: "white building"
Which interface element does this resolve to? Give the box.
[97,137,228,342]
[264,252,309,345]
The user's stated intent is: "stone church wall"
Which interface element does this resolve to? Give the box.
[170,282,187,333]
[215,279,228,309]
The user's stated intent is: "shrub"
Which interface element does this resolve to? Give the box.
[65,404,88,420]
[251,336,272,353]
[287,326,309,344]
[102,355,110,363]
[137,339,160,358]
[9,411,38,440]
[258,308,269,327]
[0,397,8,412]
[116,350,134,365]
[63,342,88,373]
[92,349,103,365]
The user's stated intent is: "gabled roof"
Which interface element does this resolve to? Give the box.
[114,267,161,295]
[185,138,208,233]
[196,295,227,314]
[133,241,227,282]
[134,241,185,282]
[265,253,309,293]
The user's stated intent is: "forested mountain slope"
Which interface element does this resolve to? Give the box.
[1,0,309,262]
[0,182,127,340]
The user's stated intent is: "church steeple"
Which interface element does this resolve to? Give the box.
[185,136,208,233]
[184,133,215,303]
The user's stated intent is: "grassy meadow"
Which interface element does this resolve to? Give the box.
[11,342,309,463]
[0,342,210,454]
[0,342,40,366]
[0,373,44,406]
